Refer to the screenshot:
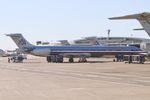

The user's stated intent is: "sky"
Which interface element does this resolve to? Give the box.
[0,0,150,50]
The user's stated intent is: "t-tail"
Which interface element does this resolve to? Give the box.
[6,33,35,49]
[109,12,150,37]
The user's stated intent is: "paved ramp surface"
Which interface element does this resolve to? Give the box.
[0,57,150,100]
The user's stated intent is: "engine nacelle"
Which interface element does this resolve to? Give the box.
[31,48,51,57]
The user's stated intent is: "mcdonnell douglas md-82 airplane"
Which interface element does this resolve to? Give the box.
[6,33,144,63]
[109,12,150,37]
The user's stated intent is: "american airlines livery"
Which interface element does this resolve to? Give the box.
[6,33,144,62]
[109,12,150,37]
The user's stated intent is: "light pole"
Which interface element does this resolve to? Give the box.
[107,29,110,40]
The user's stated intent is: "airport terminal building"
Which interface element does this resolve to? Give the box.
[74,36,150,53]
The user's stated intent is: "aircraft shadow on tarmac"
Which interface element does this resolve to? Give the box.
[22,61,114,64]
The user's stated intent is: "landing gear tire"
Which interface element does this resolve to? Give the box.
[78,57,87,63]
[69,57,74,63]
[47,56,51,62]
[47,55,63,63]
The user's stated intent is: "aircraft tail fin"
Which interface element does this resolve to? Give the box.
[6,33,34,48]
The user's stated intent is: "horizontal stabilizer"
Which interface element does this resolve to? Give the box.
[109,12,150,20]
[133,28,144,31]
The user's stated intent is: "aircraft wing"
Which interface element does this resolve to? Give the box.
[109,12,150,37]
[109,12,150,20]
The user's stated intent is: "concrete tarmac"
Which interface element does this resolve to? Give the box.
[0,56,150,100]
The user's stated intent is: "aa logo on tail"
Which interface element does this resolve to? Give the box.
[18,37,26,46]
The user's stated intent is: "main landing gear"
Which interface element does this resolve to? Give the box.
[47,55,63,63]
[69,56,74,63]
[68,56,87,63]
[78,56,87,63]
[47,55,88,63]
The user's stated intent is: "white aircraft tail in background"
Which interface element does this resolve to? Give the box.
[109,12,150,37]
[6,33,34,48]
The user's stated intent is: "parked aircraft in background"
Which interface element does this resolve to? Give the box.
[6,33,144,63]
[0,49,6,57]
[0,49,27,60]
[58,40,70,46]
[109,12,150,37]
